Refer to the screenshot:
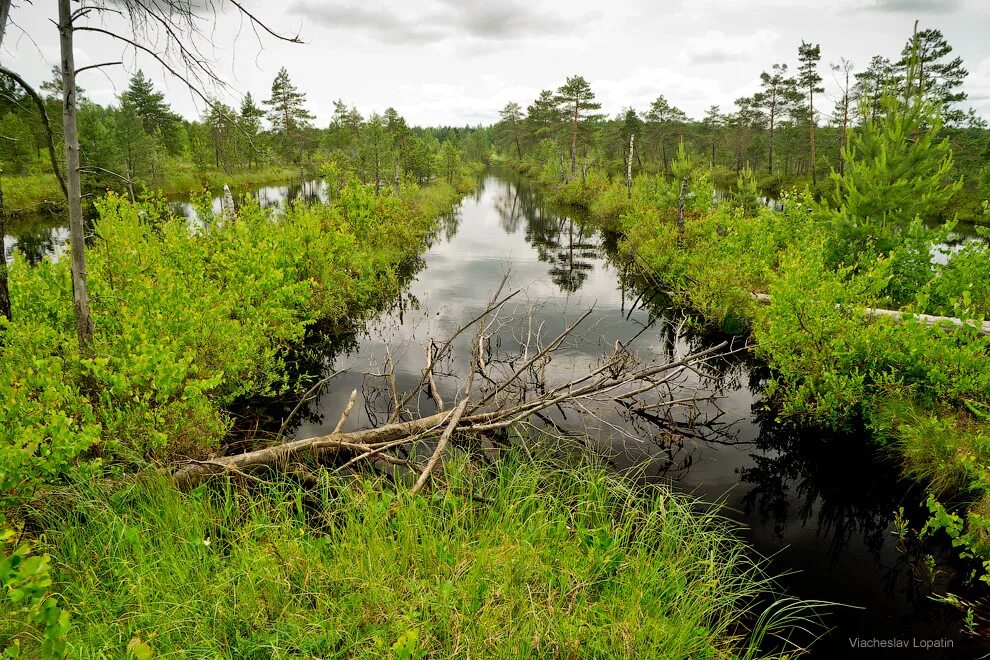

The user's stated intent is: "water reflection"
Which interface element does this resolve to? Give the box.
[2,216,69,265]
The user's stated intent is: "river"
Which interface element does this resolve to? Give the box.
[4,172,986,658]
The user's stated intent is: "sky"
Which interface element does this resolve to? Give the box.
[1,0,988,127]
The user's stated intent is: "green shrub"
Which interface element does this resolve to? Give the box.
[1,180,466,504]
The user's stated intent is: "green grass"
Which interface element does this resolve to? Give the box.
[5,453,816,658]
[156,164,303,197]
[0,173,64,215]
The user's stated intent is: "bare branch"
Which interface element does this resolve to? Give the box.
[74,61,124,76]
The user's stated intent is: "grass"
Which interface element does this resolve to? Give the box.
[4,452,817,658]
[0,173,64,215]
[156,164,303,197]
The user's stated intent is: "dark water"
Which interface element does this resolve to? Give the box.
[5,173,987,657]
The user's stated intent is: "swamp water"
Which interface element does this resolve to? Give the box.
[5,173,987,658]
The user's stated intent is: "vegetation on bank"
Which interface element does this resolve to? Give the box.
[1,174,474,502]
[3,452,812,658]
[493,41,990,588]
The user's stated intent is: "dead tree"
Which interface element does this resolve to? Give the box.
[626,133,635,199]
[174,277,739,490]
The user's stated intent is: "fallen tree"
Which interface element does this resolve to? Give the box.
[750,292,990,336]
[175,277,739,490]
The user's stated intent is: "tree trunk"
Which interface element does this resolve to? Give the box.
[676,176,687,236]
[570,102,578,176]
[0,182,10,323]
[839,92,849,177]
[58,0,94,355]
[809,91,817,186]
[626,133,635,199]
[767,112,775,173]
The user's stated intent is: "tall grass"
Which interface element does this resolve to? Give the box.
[5,452,821,658]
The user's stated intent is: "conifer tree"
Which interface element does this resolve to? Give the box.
[896,26,974,126]
[798,41,824,184]
[555,76,603,176]
[645,95,688,172]
[702,105,722,168]
[752,63,800,174]
[525,90,561,144]
[497,102,524,158]
[829,30,961,268]
[239,92,265,168]
[854,55,893,123]
[120,71,180,153]
[264,67,314,162]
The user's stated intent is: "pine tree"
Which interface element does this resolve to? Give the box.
[555,76,603,176]
[120,71,179,152]
[356,113,392,194]
[497,102,524,158]
[645,95,688,172]
[896,26,973,126]
[854,55,893,123]
[830,31,961,265]
[798,41,824,185]
[752,63,800,174]
[525,90,561,144]
[264,67,314,162]
[239,92,265,168]
[702,105,722,168]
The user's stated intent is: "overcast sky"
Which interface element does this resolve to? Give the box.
[2,0,988,127]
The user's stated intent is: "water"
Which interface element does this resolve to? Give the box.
[6,172,987,657]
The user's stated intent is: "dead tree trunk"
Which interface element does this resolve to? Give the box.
[750,292,990,335]
[0,182,9,323]
[58,0,94,355]
[626,133,635,200]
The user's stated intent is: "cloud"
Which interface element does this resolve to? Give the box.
[860,0,962,12]
[593,67,724,119]
[676,0,963,18]
[680,29,780,65]
[290,0,582,46]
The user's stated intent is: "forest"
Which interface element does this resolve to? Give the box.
[2,2,990,658]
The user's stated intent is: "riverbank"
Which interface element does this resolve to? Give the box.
[497,153,990,590]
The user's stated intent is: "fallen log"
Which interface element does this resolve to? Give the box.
[750,292,990,336]
[174,276,738,490]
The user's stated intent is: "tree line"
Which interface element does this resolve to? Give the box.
[491,25,989,211]
[0,65,486,202]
